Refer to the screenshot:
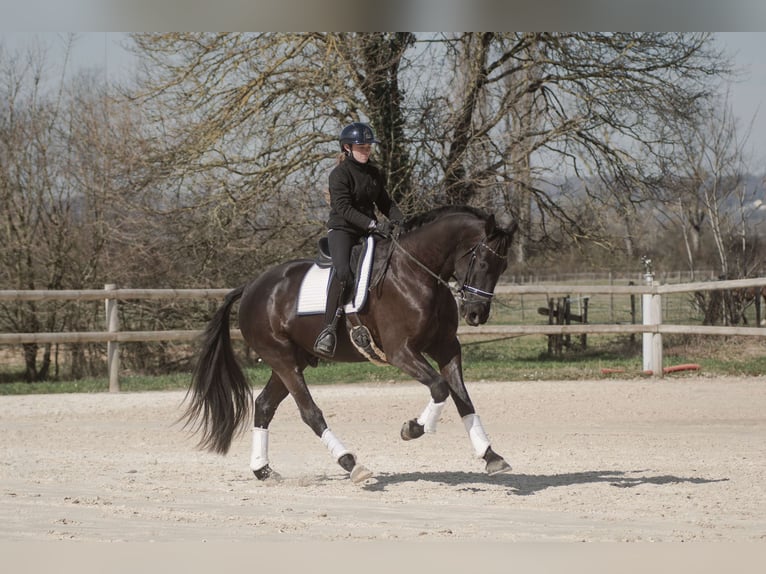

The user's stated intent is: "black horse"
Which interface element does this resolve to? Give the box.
[184,206,517,482]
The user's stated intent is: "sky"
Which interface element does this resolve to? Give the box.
[716,32,766,165]
[2,31,766,168]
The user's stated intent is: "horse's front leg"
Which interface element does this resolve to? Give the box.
[429,340,512,476]
[385,346,450,441]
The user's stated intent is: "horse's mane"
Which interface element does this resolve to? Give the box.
[400,205,490,233]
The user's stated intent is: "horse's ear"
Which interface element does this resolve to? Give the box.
[485,214,496,236]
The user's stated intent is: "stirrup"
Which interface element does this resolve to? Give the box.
[313,327,337,357]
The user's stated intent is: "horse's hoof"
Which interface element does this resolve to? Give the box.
[486,457,512,475]
[350,464,373,483]
[483,446,512,476]
[253,464,282,482]
[400,419,425,441]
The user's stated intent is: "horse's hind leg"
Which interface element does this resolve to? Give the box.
[268,363,372,483]
[251,372,290,481]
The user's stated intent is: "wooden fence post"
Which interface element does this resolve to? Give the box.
[650,292,663,375]
[629,280,637,345]
[105,284,120,392]
[641,269,663,376]
[580,296,589,349]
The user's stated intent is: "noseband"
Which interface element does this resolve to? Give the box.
[457,240,507,304]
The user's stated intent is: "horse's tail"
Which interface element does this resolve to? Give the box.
[182,285,251,455]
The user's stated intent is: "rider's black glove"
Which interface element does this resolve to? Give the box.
[374,221,393,238]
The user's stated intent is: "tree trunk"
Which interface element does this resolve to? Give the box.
[356,33,415,210]
[508,35,541,265]
[23,344,39,382]
[444,33,493,206]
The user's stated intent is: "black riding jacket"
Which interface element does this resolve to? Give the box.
[326,156,403,234]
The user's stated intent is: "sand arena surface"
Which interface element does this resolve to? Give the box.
[1,376,765,542]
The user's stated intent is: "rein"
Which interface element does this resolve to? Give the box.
[388,234,455,294]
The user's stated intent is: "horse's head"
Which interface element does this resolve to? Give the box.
[455,214,516,326]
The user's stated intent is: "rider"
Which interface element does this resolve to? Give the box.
[313,122,404,357]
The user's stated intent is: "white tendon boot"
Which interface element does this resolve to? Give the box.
[321,428,372,483]
[417,399,446,433]
[250,427,269,471]
[320,428,352,461]
[462,413,491,458]
[250,427,281,481]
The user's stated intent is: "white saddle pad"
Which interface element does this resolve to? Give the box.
[297,235,375,315]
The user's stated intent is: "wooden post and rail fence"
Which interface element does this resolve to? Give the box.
[2,276,766,391]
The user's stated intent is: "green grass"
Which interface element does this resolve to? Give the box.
[2,333,764,395]
[0,372,192,395]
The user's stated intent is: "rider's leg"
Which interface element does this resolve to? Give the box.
[313,230,354,357]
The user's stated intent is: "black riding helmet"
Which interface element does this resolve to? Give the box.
[339,122,379,151]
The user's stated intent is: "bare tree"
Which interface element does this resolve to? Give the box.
[430,33,731,263]
[333,33,416,208]
[128,34,353,274]
[0,36,144,379]
[663,92,755,278]
[656,93,763,325]
[126,32,733,266]
[0,38,93,378]
[661,172,707,276]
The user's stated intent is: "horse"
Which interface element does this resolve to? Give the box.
[183,205,517,483]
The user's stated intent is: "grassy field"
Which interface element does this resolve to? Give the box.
[2,332,765,395]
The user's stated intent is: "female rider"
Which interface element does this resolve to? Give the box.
[313,122,403,357]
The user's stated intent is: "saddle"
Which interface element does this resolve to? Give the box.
[297,236,375,316]
[315,236,365,271]
[298,235,388,365]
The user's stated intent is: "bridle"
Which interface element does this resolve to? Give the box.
[386,233,507,303]
[456,240,508,305]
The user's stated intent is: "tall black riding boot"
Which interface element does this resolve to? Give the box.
[313,279,348,357]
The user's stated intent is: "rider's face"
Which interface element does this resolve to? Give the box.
[349,143,372,163]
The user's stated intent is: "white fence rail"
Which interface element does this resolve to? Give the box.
[2,277,766,390]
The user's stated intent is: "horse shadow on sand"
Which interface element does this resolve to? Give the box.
[362,469,728,495]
